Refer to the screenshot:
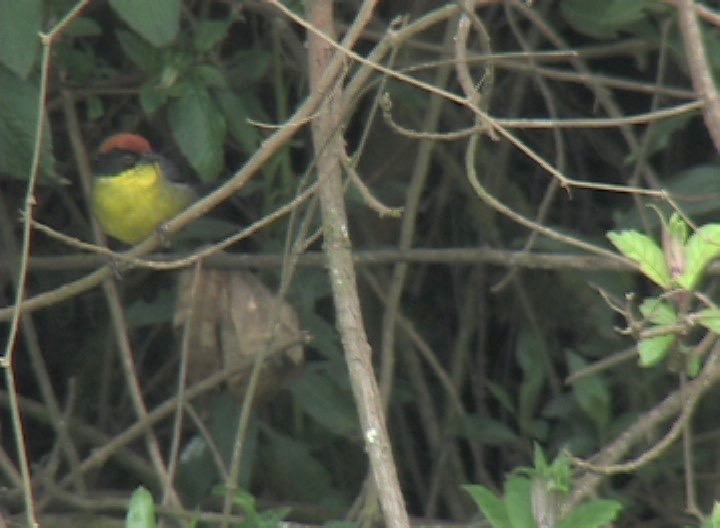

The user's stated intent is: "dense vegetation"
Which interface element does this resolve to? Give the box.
[2,1,720,527]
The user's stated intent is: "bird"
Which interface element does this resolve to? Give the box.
[91,133,196,244]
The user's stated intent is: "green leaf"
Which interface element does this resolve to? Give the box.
[486,381,516,414]
[463,485,512,528]
[637,334,675,367]
[504,477,534,528]
[227,50,273,85]
[557,499,622,528]
[614,165,720,230]
[668,213,689,245]
[0,0,41,78]
[215,90,261,156]
[126,487,156,528]
[607,230,671,288]
[0,67,55,181]
[695,309,720,334]
[168,82,226,182]
[126,289,175,327]
[109,0,180,47]
[568,353,610,432]
[193,19,231,52]
[62,16,103,38]
[626,115,692,163]
[452,415,519,445]
[290,365,358,436]
[516,330,547,433]
[261,430,336,505]
[687,354,702,378]
[638,298,677,326]
[116,30,162,74]
[679,224,720,290]
[139,82,169,115]
[561,0,654,39]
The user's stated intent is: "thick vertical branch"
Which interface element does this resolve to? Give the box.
[304,2,410,527]
[676,0,720,151]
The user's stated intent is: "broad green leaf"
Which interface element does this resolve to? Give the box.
[638,298,677,326]
[517,330,547,433]
[126,289,175,327]
[261,430,337,506]
[0,67,55,181]
[62,16,102,38]
[558,499,622,528]
[561,0,654,39]
[679,224,720,290]
[0,0,41,78]
[696,309,720,334]
[505,477,534,528]
[452,415,519,446]
[638,334,675,367]
[193,20,231,52]
[627,115,692,163]
[486,381,516,414]
[109,0,180,47]
[139,82,169,115]
[226,50,273,85]
[168,82,226,182]
[116,30,162,74]
[607,230,671,288]
[463,485,512,528]
[126,487,156,528]
[289,366,358,436]
[216,90,262,157]
[568,353,610,431]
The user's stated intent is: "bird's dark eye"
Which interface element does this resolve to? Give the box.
[119,153,137,169]
[95,149,140,175]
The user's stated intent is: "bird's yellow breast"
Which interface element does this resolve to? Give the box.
[91,162,195,244]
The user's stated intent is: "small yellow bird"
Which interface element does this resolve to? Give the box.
[91,133,196,244]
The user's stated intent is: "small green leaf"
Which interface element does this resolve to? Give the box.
[695,309,720,334]
[557,499,622,528]
[679,224,720,290]
[463,485,512,528]
[0,67,55,181]
[561,0,654,39]
[0,0,41,78]
[638,298,677,326]
[116,30,162,73]
[216,90,261,156]
[262,431,337,507]
[668,213,689,244]
[516,330,547,433]
[126,487,156,528]
[638,334,675,367]
[568,353,610,431]
[139,82,169,115]
[607,230,671,288]
[193,20,231,52]
[627,115,692,163]
[687,354,702,378]
[168,82,226,182]
[290,366,358,436]
[110,0,180,47]
[505,477,534,528]
[453,415,519,445]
